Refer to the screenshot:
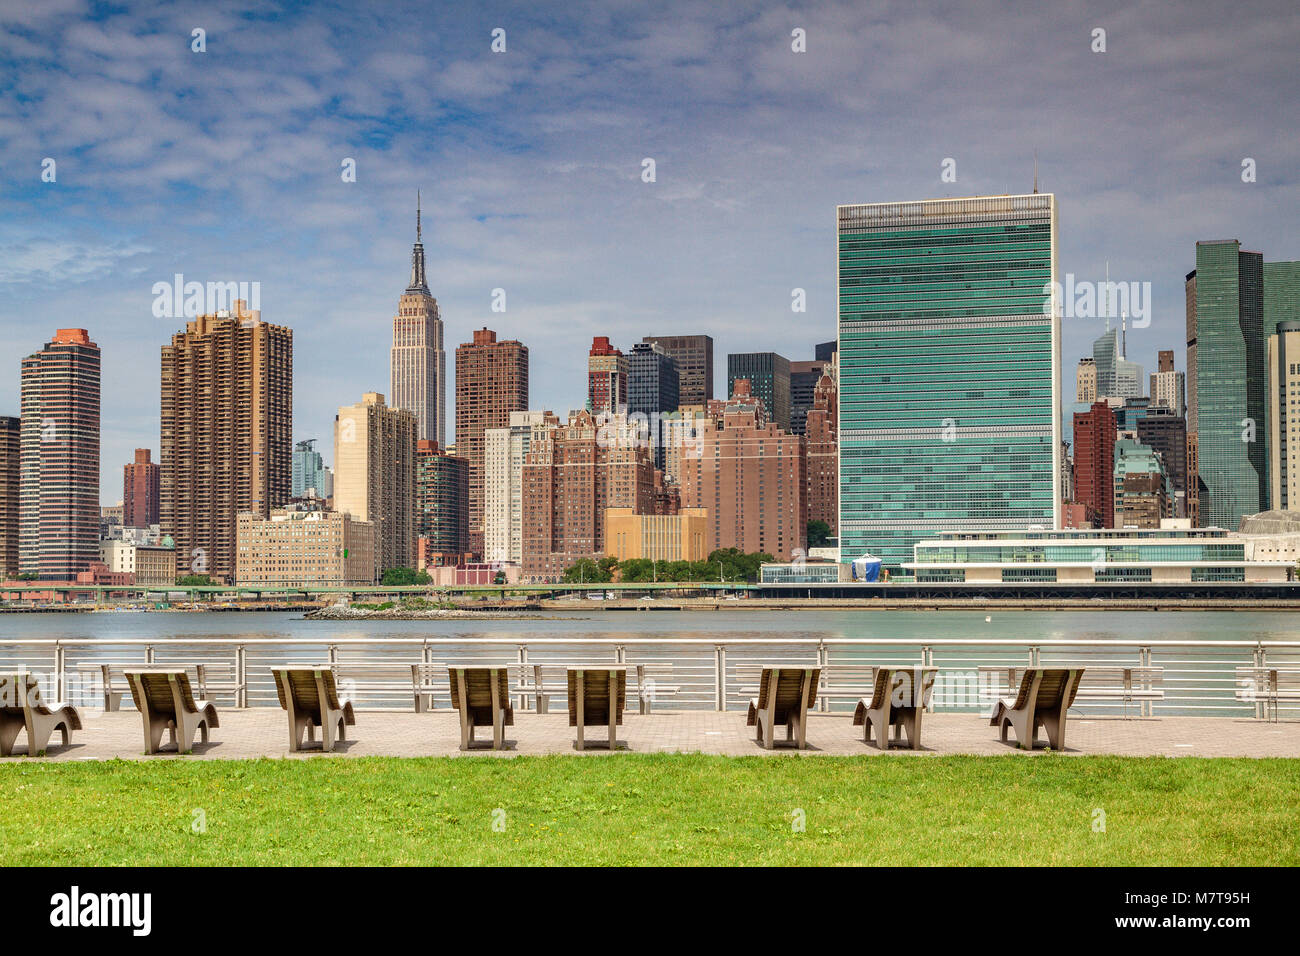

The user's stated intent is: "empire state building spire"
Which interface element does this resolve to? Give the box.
[407,191,429,293]
[392,190,446,447]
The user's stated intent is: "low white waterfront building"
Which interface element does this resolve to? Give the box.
[905,527,1290,584]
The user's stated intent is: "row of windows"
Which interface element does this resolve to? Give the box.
[914,544,1246,564]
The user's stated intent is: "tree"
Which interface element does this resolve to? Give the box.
[807,519,831,548]
[704,548,774,583]
[493,571,506,585]
[561,557,612,584]
[381,566,431,586]
[176,574,212,586]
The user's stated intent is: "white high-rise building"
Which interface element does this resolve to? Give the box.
[483,410,557,565]
[390,194,446,446]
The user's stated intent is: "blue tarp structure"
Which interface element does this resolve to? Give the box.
[850,554,882,582]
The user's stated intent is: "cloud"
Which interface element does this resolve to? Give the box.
[0,0,1296,500]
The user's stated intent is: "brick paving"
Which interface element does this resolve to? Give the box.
[3,707,1297,761]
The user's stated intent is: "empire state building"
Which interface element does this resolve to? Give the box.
[390,194,446,446]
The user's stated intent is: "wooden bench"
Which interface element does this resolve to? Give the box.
[1235,666,1300,721]
[330,661,443,711]
[75,662,130,711]
[75,661,246,711]
[818,664,882,710]
[739,664,921,712]
[629,663,678,714]
[979,664,1164,717]
[517,663,677,714]
[192,663,245,704]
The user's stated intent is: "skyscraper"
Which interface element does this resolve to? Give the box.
[416,439,468,559]
[291,439,330,498]
[641,334,713,406]
[587,336,627,415]
[390,195,446,446]
[1114,439,1170,528]
[1149,349,1185,417]
[627,342,679,415]
[679,380,805,559]
[483,410,558,566]
[727,352,791,432]
[520,409,661,580]
[627,341,679,469]
[123,448,159,528]
[161,302,292,583]
[19,329,101,580]
[1267,322,1300,510]
[1092,325,1144,400]
[837,195,1060,569]
[1264,261,1300,335]
[0,416,20,578]
[804,371,838,534]
[1186,240,1266,529]
[1072,401,1117,528]
[1135,408,1188,518]
[334,392,416,578]
[789,358,828,437]
[454,328,529,555]
[1076,357,1097,403]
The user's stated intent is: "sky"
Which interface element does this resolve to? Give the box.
[1,0,1297,502]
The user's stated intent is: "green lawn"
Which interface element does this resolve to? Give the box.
[2,755,1296,866]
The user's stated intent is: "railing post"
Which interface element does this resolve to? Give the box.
[817,640,828,711]
[922,645,934,713]
[145,643,154,665]
[1139,646,1152,717]
[715,644,726,711]
[327,644,337,666]
[615,644,625,664]
[1029,645,1039,667]
[517,644,527,710]
[55,641,65,702]
[1254,645,1265,720]
[236,644,246,707]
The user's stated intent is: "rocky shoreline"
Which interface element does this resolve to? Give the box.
[304,603,562,621]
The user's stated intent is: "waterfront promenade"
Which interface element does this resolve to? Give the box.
[6,709,1296,761]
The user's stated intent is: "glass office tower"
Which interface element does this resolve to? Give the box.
[1186,240,1267,530]
[837,194,1060,572]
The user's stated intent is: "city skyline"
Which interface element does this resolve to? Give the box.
[2,2,1297,502]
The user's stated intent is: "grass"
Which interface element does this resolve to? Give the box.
[2,755,1296,866]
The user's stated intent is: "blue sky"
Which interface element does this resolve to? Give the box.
[1,0,1297,501]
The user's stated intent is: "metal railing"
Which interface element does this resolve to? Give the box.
[1,637,1297,718]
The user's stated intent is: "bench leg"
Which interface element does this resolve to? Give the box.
[0,715,21,756]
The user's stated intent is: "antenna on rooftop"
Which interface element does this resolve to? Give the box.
[1105,262,1111,332]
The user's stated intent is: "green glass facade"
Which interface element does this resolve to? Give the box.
[837,195,1059,571]
[1264,261,1300,335]
[1187,241,1266,528]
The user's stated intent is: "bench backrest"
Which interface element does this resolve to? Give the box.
[0,673,37,713]
[126,671,201,716]
[1015,668,1083,710]
[273,668,343,713]
[758,667,820,712]
[448,667,511,711]
[566,668,626,716]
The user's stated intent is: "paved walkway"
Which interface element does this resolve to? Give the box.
[3,709,1297,760]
